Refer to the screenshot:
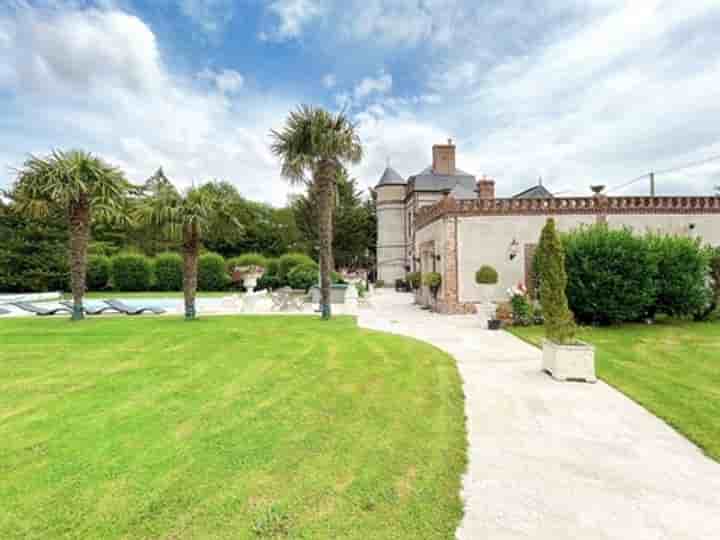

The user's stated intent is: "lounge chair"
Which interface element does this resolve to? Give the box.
[0,307,10,315]
[10,301,72,316]
[103,299,165,315]
[60,301,119,315]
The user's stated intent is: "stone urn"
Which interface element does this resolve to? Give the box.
[234,265,264,291]
[542,340,596,383]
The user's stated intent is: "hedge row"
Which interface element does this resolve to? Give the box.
[536,224,715,325]
[86,251,322,292]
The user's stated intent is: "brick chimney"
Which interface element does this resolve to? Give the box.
[476,175,495,199]
[432,138,456,175]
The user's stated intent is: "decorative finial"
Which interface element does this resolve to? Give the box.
[386,156,391,167]
[538,176,543,186]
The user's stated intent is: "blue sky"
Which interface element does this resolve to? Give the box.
[2,0,720,205]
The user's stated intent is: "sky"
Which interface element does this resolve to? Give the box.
[1,0,720,205]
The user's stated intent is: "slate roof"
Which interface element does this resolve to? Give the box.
[376,166,406,187]
[448,182,478,199]
[409,166,477,192]
[512,184,554,199]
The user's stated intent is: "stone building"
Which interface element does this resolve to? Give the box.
[375,140,720,313]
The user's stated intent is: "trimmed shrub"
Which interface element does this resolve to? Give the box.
[648,235,711,318]
[87,255,111,291]
[423,272,442,298]
[154,252,183,291]
[331,271,346,284]
[475,265,498,285]
[406,271,422,290]
[198,252,229,291]
[537,218,576,344]
[111,253,153,291]
[227,252,268,272]
[287,263,319,291]
[563,224,656,325]
[278,253,317,282]
[257,258,282,290]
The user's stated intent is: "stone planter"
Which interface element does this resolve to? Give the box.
[475,303,497,329]
[242,271,263,291]
[542,339,596,383]
[310,284,350,304]
[477,283,496,303]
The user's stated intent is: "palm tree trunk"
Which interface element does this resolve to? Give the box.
[317,160,335,319]
[182,223,200,320]
[68,200,90,321]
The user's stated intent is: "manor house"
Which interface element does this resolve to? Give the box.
[375,140,720,313]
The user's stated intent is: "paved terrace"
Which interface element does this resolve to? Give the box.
[358,290,720,540]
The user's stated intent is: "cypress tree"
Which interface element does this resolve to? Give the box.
[537,218,576,344]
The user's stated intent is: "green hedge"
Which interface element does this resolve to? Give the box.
[87,255,111,291]
[648,235,711,318]
[111,253,153,291]
[154,253,183,291]
[561,224,712,324]
[227,252,268,271]
[287,263,319,291]
[278,253,317,282]
[198,252,229,291]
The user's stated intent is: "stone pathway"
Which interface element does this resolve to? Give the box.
[358,290,720,540]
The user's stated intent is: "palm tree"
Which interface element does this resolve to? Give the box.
[136,183,240,320]
[11,150,130,320]
[270,105,363,319]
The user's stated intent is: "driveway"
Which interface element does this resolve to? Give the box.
[358,290,720,540]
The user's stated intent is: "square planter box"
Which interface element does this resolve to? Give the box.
[542,339,596,383]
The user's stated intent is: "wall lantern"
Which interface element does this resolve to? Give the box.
[435,254,442,262]
[507,238,520,261]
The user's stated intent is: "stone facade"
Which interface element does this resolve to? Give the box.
[376,140,720,308]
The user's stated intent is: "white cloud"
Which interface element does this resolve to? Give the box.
[354,70,392,100]
[0,5,294,205]
[322,73,336,88]
[179,0,234,34]
[199,67,244,95]
[263,0,323,41]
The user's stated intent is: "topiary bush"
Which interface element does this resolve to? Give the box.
[647,234,711,318]
[537,218,576,344]
[287,263,319,291]
[475,265,499,285]
[423,272,442,299]
[154,252,183,291]
[87,255,111,291]
[278,253,317,283]
[406,271,422,290]
[510,293,532,326]
[198,252,229,291]
[563,224,656,325]
[111,253,153,291]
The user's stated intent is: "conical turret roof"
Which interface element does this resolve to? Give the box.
[376,166,405,187]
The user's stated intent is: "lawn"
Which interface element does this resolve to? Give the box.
[510,320,720,461]
[0,316,466,539]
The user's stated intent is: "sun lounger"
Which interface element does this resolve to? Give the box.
[103,299,165,315]
[60,301,119,315]
[0,307,10,315]
[10,301,72,316]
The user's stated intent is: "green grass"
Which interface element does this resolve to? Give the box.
[0,316,466,539]
[509,320,720,461]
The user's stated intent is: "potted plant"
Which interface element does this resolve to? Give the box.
[537,219,596,383]
[229,253,267,291]
[423,272,442,309]
[475,265,498,303]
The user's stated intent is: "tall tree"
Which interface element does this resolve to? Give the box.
[292,168,376,268]
[11,150,130,320]
[135,182,241,320]
[270,106,363,319]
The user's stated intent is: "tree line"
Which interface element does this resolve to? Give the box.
[1,106,374,320]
